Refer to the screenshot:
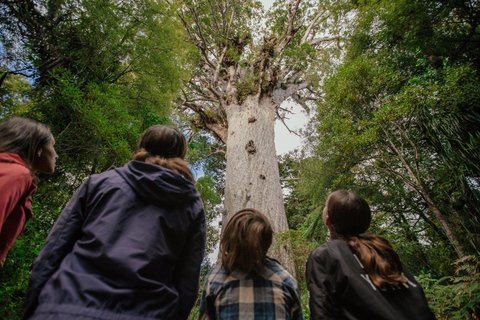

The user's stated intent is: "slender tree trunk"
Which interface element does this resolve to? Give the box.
[420,188,466,259]
[382,127,467,260]
[223,95,294,274]
[396,212,432,270]
[450,208,480,255]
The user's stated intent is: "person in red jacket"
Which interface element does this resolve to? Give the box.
[0,117,58,266]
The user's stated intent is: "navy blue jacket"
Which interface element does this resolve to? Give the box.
[24,161,206,320]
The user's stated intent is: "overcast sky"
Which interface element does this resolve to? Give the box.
[262,0,275,9]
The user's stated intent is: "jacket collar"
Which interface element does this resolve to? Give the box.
[0,153,28,167]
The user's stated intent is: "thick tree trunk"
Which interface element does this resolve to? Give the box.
[223,95,294,275]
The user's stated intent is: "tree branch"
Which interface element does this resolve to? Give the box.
[275,0,302,55]
[194,149,227,162]
[308,36,339,47]
[301,10,326,44]
[276,109,300,137]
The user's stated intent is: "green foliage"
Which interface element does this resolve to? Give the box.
[0,70,34,117]
[0,1,189,318]
[417,256,480,320]
[275,229,320,319]
[196,175,222,257]
[278,152,316,230]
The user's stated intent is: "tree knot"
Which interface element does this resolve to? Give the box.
[245,140,256,154]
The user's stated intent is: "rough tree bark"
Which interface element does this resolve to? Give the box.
[224,96,292,269]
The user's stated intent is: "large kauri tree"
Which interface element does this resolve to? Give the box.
[179,0,340,271]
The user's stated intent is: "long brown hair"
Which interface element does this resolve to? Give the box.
[220,208,273,274]
[0,117,52,172]
[132,125,194,183]
[325,190,407,288]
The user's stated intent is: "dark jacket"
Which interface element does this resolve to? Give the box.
[306,239,436,320]
[24,161,206,320]
[0,153,36,264]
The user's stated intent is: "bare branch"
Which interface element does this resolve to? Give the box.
[225,7,235,39]
[379,126,424,194]
[291,93,310,112]
[276,109,301,137]
[278,106,294,114]
[187,80,220,102]
[178,10,216,70]
[301,10,327,44]
[213,46,228,87]
[194,149,227,162]
[272,81,309,106]
[0,68,34,87]
[308,36,339,46]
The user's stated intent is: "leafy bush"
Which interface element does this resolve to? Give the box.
[417,256,480,320]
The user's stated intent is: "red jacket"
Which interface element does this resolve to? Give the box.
[0,153,37,264]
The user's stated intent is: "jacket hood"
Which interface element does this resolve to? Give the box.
[0,153,27,166]
[115,160,200,207]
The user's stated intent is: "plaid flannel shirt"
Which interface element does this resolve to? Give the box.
[198,258,304,320]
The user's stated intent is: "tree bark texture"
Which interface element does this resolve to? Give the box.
[224,95,294,274]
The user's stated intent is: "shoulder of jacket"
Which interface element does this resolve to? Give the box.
[310,242,330,258]
[309,240,351,263]
[0,164,33,186]
[205,264,231,293]
[87,169,129,188]
[1,161,31,174]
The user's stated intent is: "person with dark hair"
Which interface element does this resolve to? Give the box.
[0,117,58,266]
[199,208,303,320]
[23,125,206,320]
[306,190,436,320]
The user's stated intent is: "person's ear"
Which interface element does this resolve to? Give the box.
[324,214,332,226]
[37,148,43,158]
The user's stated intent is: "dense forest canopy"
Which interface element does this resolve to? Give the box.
[1,0,479,319]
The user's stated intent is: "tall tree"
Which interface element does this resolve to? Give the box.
[178,0,341,271]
